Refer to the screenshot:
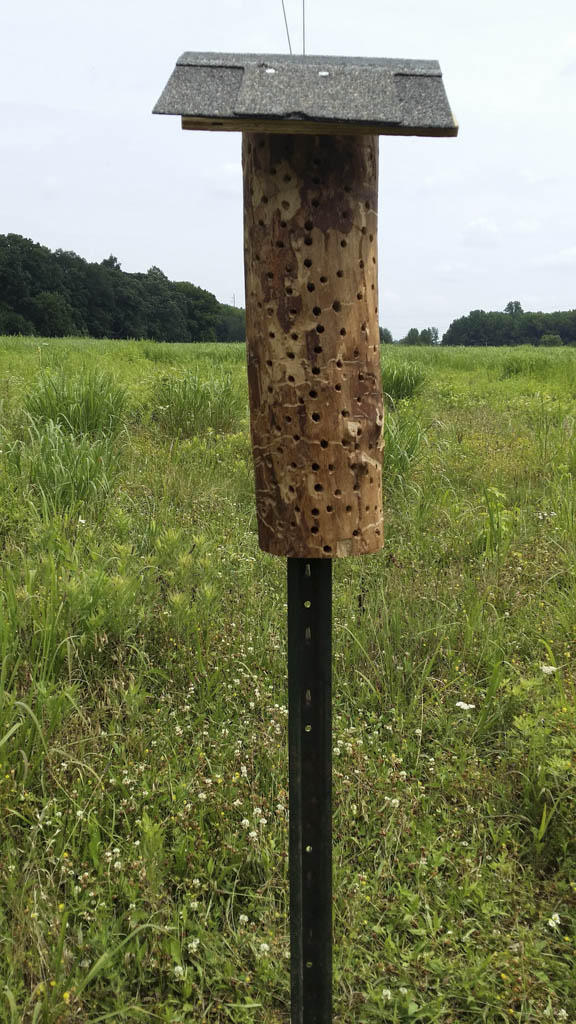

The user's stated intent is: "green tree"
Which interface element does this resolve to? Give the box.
[379,327,393,345]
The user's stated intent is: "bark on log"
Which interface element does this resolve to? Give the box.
[243,132,384,558]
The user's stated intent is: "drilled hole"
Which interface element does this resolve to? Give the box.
[312,367,320,375]
[311,198,319,208]
[291,332,298,340]
[304,236,313,246]
[276,240,284,248]
[311,525,319,534]
[309,390,318,399]
[312,507,319,516]
[288,375,295,383]
[335,488,342,496]
[359,259,364,268]
[287,352,295,359]
[336,359,343,368]
[314,483,323,492]
[320,275,328,283]
[304,219,314,231]
[313,306,321,316]
[286,287,293,296]
[340,328,347,337]
[269,332,275,339]
[346,504,352,512]
[262,196,268,204]
[332,300,341,312]
[285,414,292,422]
[320,439,328,448]
[293,433,300,441]
[341,438,349,447]
[353,529,359,536]
[326,505,333,513]
[357,292,363,300]
[328,463,334,471]
[266,359,272,366]
[335,384,342,392]
[336,270,344,278]
[307,283,315,292]
[258,219,265,227]
[311,462,319,470]
[314,345,323,354]
[340,240,347,248]
[304,258,312,268]
[316,324,325,334]
[311,412,320,422]
[341,410,349,417]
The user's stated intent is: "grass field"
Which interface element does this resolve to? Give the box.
[1,337,575,1023]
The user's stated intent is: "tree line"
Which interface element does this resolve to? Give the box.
[0,234,246,342]
[442,302,576,347]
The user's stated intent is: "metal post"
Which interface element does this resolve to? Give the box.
[288,557,332,1023]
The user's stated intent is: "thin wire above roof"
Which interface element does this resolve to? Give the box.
[153,52,458,137]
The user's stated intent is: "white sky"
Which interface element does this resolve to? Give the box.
[1,0,575,339]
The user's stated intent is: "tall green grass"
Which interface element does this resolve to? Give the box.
[23,370,128,436]
[150,373,246,436]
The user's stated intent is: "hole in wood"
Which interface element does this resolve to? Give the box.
[311,412,320,422]
[320,440,328,448]
[313,307,321,316]
[309,390,318,399]
[336,270,344,278]
[316,325,325,334]
[314,483,323,492]
[304,236,313,246]
[311,507,319,516]
[312,367,320,375]
[307,283,315,292]
[323,545,332,553]
[320,275,328,283]
[304,258,312,268]
[314,345,323,354]
[304,220,314,231]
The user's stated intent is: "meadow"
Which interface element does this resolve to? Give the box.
[0,337,575,1023]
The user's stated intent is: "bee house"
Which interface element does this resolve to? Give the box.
[154,53,457,558]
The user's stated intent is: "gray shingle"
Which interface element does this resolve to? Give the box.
[153,52,457,136]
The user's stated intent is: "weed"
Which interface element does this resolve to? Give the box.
[150,373,246,436]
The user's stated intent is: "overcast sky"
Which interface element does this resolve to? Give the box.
[1,0,575,339]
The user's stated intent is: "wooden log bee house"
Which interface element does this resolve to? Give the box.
[154,53,457,559]
[154,53,457,1023]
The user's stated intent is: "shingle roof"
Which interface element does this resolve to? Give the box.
[153,52,458,137]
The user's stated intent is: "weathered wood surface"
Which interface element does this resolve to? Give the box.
[243,132,384,558]
[183,116,458,137]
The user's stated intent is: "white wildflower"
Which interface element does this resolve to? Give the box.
[188,937,200,953]
[174,965,184,978]
[239,914,249,925]
[540,665,557,675]
[382,988,392,1001]
[259,942,270,955]
[241,818,250,829]
[198,792,207,802]
[547,913,561,929]
[455,701,476,710]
